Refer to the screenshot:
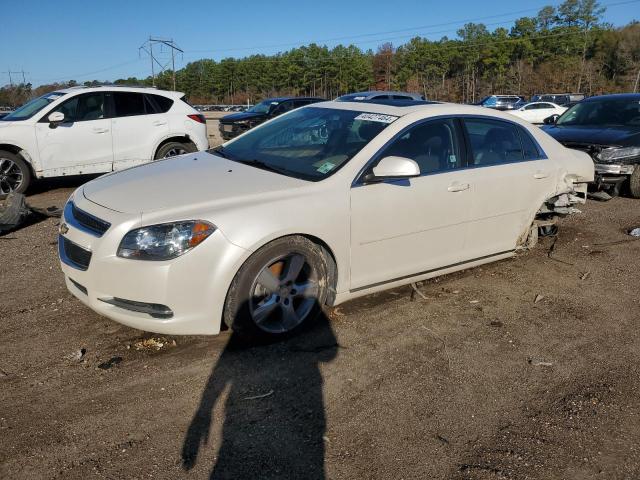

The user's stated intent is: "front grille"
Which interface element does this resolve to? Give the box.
[59,236,92,271]
[64,201,111,237]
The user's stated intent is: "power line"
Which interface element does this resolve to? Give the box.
[139,37,183,89]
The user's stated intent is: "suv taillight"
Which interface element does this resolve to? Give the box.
[188,114,206,124]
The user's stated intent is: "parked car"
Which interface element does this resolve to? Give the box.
[0,86,208,198]
[508,102,567,124]
[477,95,524,111]
[542,93,640,197]
[531,93,585,106]
[58,99,593,340]
[336,91,425,102]
[218,97,323,140]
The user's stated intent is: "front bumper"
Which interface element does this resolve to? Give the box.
[58,193,250,335]
[594,163,635,176]
[218,122,251,140]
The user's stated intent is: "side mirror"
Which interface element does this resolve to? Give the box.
[48,111,65,128]
[543,114,559,125]
[364,156,420,183]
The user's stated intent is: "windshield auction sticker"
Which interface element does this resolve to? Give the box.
[354,113,399,124]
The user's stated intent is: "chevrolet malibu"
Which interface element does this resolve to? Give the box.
[58,100,594,340]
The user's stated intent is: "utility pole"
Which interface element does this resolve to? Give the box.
[139,37,183,90]
[5,69,27,86]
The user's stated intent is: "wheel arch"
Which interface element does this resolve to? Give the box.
[153,135,197,159]
[0,143,36,176]
[228,232,340,308]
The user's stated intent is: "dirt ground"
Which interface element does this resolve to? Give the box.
[1,173,640,479]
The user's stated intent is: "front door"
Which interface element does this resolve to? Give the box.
[35,92,113,174]
[350,118,473,290]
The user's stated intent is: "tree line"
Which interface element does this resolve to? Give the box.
[1,0,639,108]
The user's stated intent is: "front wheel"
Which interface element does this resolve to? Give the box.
[223,236,329,341]
[0,150,31,200]
[629,168,640,199]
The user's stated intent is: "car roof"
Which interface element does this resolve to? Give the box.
[338,91,423,99]
[582,93,640,102]
[55,86,185,98]
[261,97,323,102]
[313,100,536,120]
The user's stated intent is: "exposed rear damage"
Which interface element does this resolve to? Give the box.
[519,149,593,250]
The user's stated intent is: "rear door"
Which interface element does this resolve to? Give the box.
[350,118,473,290]
[35,92,113,173]
[461,117,554,258]
[110,91,169,169]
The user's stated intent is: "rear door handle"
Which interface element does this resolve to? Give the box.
[92,127,109,134]
[533,171,549,179]
[447,182,470,192]
[153,121,167,126]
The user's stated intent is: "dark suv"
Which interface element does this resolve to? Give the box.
[219,97,324,140]
[543,93,640,198]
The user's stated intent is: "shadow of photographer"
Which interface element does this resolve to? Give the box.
[181,307,338,479]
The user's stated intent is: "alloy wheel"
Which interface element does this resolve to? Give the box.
[163,147,187,158]
[0,158,23,195]
[249,253,319,334]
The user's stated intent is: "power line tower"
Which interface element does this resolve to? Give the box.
[4,69,28,86]
[139,37,183,90]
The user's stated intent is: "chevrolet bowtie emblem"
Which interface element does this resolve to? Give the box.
[59,223,69,235]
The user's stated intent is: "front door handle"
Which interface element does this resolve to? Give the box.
[92,127,109,134]
[533,171,549,179]
[447,182,470,192]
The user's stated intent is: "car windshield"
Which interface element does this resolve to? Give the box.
[2,92,67,121]
[213,106,396,181]
[557,98,640,128]
[247,100,275,114]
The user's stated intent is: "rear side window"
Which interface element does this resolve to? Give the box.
[148,94,174,113]
[113,92,146,117]
[464,118,525,166]
[379,118,463,174]
[518,128,544,160]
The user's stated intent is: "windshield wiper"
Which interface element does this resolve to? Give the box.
[238,159,290,176]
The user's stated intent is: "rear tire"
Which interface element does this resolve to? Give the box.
[0,150,31,200]
[154,141,196,160]
[223,236,329,342]
[629,168,640,199]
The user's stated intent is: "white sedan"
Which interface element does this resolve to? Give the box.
[509,102,567,124]
[58,100,593,340]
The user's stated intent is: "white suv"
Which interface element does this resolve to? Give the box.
[0,86,209,198]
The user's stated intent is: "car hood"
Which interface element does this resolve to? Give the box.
[82,152,308,215]
[542,125,640,147]
[220,111,266,123]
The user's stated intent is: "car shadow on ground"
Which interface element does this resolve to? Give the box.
[27,173,102,197]
[181,308,339,480]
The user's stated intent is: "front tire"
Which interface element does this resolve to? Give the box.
[154,141,196,160]
[629,168,640,199]
[0,150,31,200]
[223,236,329,342]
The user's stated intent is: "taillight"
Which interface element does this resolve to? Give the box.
[188,114,206,124]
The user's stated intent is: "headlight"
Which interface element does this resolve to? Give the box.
[117,221,215,260]
[596,146,640,162]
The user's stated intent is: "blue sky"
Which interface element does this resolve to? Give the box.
[1,0,636,86]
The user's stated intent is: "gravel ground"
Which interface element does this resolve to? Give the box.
[1,179,639,479]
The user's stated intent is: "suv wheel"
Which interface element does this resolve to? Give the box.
[0,150,31,199]
[154,141,196,160]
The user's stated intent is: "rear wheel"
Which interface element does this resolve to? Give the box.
[223,236,329,341]
[154,141,196,160]
[0,150,31,200]
[629,168,640,199]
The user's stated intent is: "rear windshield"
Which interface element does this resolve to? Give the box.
[2,92,67,121]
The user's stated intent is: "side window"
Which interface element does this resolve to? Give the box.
[113,92,146,117]
[378,118,463,175]
[47,93,105,122]
[539,103,553,109]
[524,104,537,110]
[148,94,174,113]
[464,118,524,166]
[518,128,543,160]
[392,95,412,100]
[293,100,310,108]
